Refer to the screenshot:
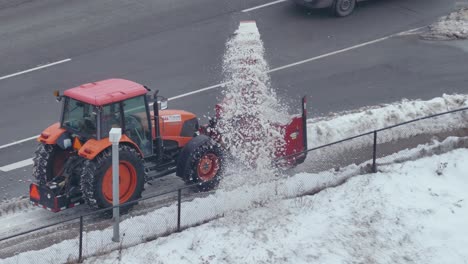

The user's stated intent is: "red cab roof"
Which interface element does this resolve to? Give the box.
[63,79,148,106]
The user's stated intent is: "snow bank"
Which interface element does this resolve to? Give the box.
[421,8,468,40]
[217,21,288,176]
[3,136,468,264]
[86,146,468,263]
[307,93,468,149]
[301,94,468,173]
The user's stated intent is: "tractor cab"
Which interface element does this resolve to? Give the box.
[52,79,200,160]
[56,80,153,157]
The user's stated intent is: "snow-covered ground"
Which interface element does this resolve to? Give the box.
[2,136,468,264]
[421,8,468,40]
[83,142,468,264]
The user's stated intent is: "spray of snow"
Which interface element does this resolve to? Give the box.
[216,21,288,181]
[421,8,468,40]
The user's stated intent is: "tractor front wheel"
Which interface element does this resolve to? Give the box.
[80,145,145,210]
[183,139,224,191]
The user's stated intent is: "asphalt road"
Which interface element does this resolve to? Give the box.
[0,0,467,201]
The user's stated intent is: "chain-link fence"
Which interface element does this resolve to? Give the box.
[0,106,467,263]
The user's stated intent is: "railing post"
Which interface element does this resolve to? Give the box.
[78,216,83,263]
[177,189,181,232]
[372,130,377,173]
[109,128,122,243]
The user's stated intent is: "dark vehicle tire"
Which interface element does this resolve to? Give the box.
[182,139,224,192]
[80,145,145,210]
[332,0,356,17]
[33,144,73,185]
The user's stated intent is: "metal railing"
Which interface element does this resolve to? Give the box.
[0,106,467,263]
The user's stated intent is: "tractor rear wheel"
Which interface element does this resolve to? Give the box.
[183,139,224,191]
[80,145,145,210]
[33,144,72,185]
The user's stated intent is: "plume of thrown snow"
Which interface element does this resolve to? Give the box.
[217,21,288,177]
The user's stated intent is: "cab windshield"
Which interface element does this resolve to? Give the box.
[61,97,97,138]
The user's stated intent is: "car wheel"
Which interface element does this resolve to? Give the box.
[332,0,356,17]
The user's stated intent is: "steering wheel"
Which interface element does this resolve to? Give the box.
[84,118,96,130]
[65,119,80,130]
[125,115,144,140]
[78,117,96,135]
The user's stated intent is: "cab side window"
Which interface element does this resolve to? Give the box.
[100,103,122,138]
[123,96,152,156]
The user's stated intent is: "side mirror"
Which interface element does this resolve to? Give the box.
[158,98,168,110]
[54,90,62,102]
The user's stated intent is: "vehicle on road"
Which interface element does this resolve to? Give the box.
[29,79,308,212]
[292,0,362,17]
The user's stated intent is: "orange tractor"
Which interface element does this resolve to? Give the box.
[29,79,307,212]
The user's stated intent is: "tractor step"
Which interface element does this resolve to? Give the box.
[29,183,83,212]
[144,159,177,171]
[145,166,177,182]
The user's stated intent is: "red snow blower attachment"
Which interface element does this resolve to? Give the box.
[201,96,308,168]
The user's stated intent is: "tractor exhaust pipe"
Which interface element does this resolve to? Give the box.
[153,90,164,162]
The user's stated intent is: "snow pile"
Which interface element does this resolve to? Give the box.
[421,8,468,40]
[301,94,468,172]
[307,93,468,148]
[86,145,468,263]
[3,137,468,264]
[217,21,288,178]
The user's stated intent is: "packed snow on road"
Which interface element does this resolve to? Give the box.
[421,8,468,40]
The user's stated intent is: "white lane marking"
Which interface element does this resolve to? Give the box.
[0,136,38,150]
[267,27,425,73]
[164,27,424,100]
[395,26,426,36]
[168,82,228,101]
[0,27,422,171]
[0,158,33,172]
[242,0,287,12]
[0,58,72,81]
